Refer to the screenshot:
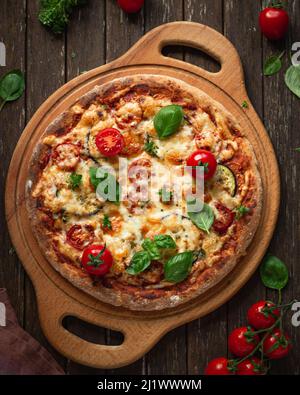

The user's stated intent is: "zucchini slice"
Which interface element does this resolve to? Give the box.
[214,165,236,197]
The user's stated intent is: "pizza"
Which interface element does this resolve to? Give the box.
[26,75,262,311]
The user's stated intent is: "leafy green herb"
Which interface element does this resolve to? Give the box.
[235,205,250,219]
[87,246,106,268]
[164,251,194,283]
[264,52,285,76]
[295,147,300,152]
[241,100,249,109]
[89,167,120,204]
[158,187,173,203]
[102,214,112,230]
[154,105,184,139]
[285,65,300,98]
[144,134,158,157]
[142,238,161,260]
[187,200,215,234]
[68,172,82,190]
[154,234,176,249]
[38,0,88,34]
[0,70,25,113]
[126,251,151,275]
[260,255,289,290]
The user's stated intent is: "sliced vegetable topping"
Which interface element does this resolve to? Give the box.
[213,202,235,235]
[154,105,184,139]
[81,244,113,276]
[95,128,124,157]
[66,224,95,250]
[187,149,217,180]
[214,164,236,196]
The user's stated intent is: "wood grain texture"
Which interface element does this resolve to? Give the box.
[1,0,298,374]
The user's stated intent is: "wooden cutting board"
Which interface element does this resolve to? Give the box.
[5,22,280,369]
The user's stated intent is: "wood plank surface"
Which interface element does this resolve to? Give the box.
[1,0,299,375]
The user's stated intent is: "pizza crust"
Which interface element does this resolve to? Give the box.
[26,75,262,311]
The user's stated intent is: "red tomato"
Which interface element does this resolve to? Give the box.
[228,327,259,357]
[95,128,124,157]
[204,357,233,375]
[213,202,235,235]
[52,143,80,170]
[66,224,95,251]
[187,150,217,180]
[247,300,280,330]
[259,6,289,41]
[237,357,266,375]
[117,0,144,13]
[81,244,113,276]
[263,328,291,359]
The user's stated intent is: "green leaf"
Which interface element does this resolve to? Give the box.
[154,234,176,249]
[89,167,120,204]
[241,100,249,109]
[68,172,82,190]
[144,134,158,157]
[285,65,300,98]
[142,238,161,260]
[263,53,284,76]
[126,251,151,275]
[187,201,215,233]
[235,205,250,219]
[102,214,112,230]
[164,251,194,283]
[0,69,25,106]
[154,105,184,139]
[260,255,289,290]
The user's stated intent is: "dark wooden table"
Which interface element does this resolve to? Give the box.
[1,0,299,375]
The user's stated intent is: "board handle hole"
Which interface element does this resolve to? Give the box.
[162,45,221,73]
[62,316,124,345]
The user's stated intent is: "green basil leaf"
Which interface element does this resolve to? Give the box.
[187,201,215,233]
[154,234,176,249]
[0,69,25,102]
[154,105,184,139]
[260,255,289,290]
[263,55,283,76]
[126,251,151,275]
[142,238,161,260]
[285,65,300,98]
[89,167,120,204]
[164,251,194,283]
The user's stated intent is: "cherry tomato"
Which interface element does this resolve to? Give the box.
[247,300,280,330]
[81,244,113,276]
[204,357,233,375]
[263,328,291,359]
[66,224,95,251]
[187,149,217,180]
[52,143,80,170]
[117,0,144,13]
[259,6,289,41]
[237,357,266,376]
[228,327,259,357]
[95,128,124,157]
[213,202,235,235]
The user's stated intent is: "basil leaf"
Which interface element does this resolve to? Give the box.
[164,251,194,283]
[0,69,25,102]
[285,65,300,98]
[142,238,161,260]
[260,255,289,290]
[89,167,120,204]
[126,251,151,275]
[154,105,184,139]
[154,234,176,249]
[264,54,283,76]
[187,201,215,233]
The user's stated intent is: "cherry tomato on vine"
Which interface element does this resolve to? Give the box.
[117,0,144,13]
[259,4,289,41]
[237,357,266,375]
[187,149,217,180]
[81,244,113,276]
[228,327,259,357]
[95,128,124,157]
[247,300,280,330]
[204,357,233,375]
[263,328,291,359]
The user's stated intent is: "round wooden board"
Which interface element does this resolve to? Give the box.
[5,22,280,369]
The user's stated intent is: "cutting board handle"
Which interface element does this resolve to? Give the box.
[119,21,245,99]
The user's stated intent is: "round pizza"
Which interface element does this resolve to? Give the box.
[26,75,262,310]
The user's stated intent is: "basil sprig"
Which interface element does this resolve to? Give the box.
[260,255,289,290]
[164,251,194,283]
[89,167,120,204]
[126,234,177,275]
[187,200,215,233]
[154,105,184,139]
[0,69,25,112]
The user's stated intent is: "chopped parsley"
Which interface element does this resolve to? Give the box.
[241,100,249,109]
[68,172,82,190]
[102,214,112,230]
[235,205,250,219]
[144,134,158,157]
